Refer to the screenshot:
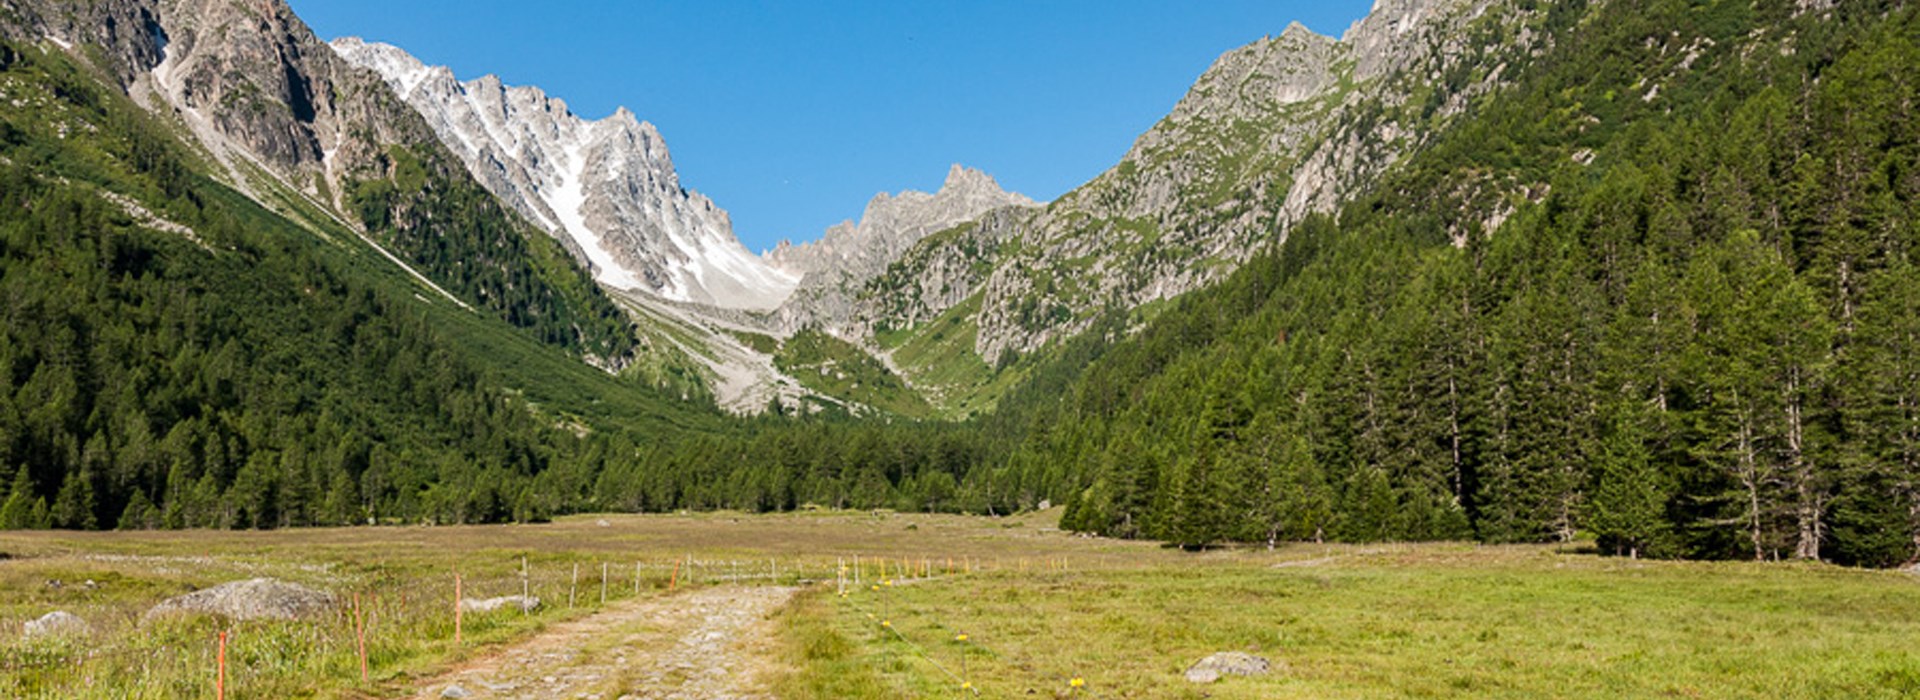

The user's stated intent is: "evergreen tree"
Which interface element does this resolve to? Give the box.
[1586,407,1670,558]
[117,490,158,531]
[0,468,43,529]
[51,468,97,530]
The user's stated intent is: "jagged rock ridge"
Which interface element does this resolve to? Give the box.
[853,0,1539,366]
[767,164,1038,336]
[330,38,799,311]
[0,0,437,211]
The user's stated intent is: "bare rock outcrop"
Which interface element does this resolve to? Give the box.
[845,0,1541,365]
[768,164,1038,337]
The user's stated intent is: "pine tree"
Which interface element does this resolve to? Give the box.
[1833,261,1920,565]
[1339,466,1396,543]
[51,468,97,530]
[1259,432,1333,546]
[0,468,42,529]
[118,490,158,530]
[1586,407,1670,558]
[1685,231,1834,560]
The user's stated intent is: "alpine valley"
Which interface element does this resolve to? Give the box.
[3,0,1920,574]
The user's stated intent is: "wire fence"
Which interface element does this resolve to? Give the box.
[832,555,1095,697]
[0,553,838,698]
[0,551,1105,698]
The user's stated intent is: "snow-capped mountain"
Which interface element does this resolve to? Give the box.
[331,38,798,311]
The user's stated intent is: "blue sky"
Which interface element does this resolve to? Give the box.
[290,1,1374,253]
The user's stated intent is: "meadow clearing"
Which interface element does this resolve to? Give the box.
[0,510,1914,698]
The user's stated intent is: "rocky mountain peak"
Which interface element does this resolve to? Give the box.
[766,164,1038,335]
[839,0,1534,371]
[942,162,995,192]
[0,0,457,211]
[332,38,798,311]
[768,163,1036,278]
[1162,22,1337,129]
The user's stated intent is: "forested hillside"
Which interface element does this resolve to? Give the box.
[997,0,1920,566]
[611,0,1920,570]
[0,40,710,530]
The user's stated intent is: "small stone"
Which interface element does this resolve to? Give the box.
[439,684,471,699]
[1184,651,1273,684]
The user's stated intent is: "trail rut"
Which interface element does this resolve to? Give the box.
[409,586,797,700]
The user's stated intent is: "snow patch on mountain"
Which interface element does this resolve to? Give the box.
[330,37,798,310]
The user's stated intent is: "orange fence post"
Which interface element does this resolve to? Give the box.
[216,629,228,700]
[454,570,464,646]
[670,559,680,591]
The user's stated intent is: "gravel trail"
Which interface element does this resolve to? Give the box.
[410,586,797,700]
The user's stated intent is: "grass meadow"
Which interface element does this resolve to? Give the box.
[0,510,1915,698]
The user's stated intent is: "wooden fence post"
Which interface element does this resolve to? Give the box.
[570,563,579,609]
[454,570,463,646]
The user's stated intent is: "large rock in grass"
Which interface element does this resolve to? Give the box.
[1184,651,1273,683]
[146,578,336,621]
[22,611,88,638]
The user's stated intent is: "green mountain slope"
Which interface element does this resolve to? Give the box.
[0,38,718,530]
[995,0,1920,566]
[842,0,1546,413]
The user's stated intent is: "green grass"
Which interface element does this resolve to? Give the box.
[782,544,1920,699]
[0,531,655,699]
[774,329,931,418]
[5,514,1916,699]
[0,509,1114,699]
[880,294,1034,419]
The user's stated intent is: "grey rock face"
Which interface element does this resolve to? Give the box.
[0,0,467,215]
[331,38,799,311]
[767,164,1037,336]
[852,0,1535,365]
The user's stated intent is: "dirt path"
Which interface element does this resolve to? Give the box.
[412,586,798,700]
